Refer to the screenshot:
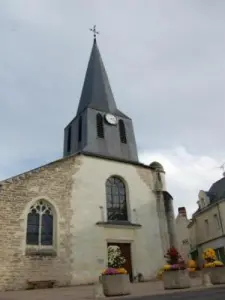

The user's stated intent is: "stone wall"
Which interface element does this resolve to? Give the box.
[0,153,172,290]
[0,155,79,291]
[68,155,166,284]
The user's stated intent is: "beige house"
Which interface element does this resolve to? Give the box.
[188,175,225,265]
[175,207,190,262]
[0,36,177,291]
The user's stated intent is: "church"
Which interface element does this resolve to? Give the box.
[0,34,176,291]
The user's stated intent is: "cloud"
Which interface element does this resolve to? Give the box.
[0,0,225,218]
[140,146,222,217]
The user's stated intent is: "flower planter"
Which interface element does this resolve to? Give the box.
[163,270,190,289]
[205,267,225,285]
[102,274,131,297]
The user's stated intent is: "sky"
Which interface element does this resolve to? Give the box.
[0,0,225,217]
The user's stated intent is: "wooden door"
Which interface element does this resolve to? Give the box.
[107,242,133,281]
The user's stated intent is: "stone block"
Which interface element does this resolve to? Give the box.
[163,270,191,289]
[209,267,225,284]
[102,274,131,297]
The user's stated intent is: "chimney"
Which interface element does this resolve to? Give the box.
[178,207,187,217]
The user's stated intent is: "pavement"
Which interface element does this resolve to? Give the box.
[121,286,225,300]
[0,278,224,300]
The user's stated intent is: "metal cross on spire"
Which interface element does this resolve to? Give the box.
[89,25,99,39]
[220,163,225,172]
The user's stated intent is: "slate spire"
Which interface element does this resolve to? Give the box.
[76,37,128,118]
[63,30,138,162]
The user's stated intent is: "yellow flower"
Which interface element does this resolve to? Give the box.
[163,264,171,271]
[215,261,224,266]
[204,262,215,268]
[117,268,127,274]
[203,248,216,260]
[188,260,196,268]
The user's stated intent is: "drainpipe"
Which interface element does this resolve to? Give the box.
[216,203,224,235]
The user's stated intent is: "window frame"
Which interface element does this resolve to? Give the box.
[106,176,128,221]
[26,200,54,247]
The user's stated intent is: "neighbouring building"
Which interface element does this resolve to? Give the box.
[188,174,225,265]
[0,35,177,291]
[175,207,190,262]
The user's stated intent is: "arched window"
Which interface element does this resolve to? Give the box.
[78,116,82,142]
[106,176,128,221]
[96,113,104,138]
[26,200,54,246]
[119,120,127,144]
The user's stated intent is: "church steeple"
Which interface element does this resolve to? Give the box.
[63,29,138,162]
[76,36,128,118]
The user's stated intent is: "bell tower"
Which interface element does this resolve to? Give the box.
[63,27,138,162]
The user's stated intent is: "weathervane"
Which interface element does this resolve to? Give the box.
[220,163,225,172]
[89,25,99,39]
[218,162,225,177]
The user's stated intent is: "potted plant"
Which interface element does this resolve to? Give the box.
[101,245,131,297]
[187,259,197,277]
[162,247,190,289]
[202,248,225,284]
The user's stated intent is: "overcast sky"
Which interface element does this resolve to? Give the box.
[0,0,225,217]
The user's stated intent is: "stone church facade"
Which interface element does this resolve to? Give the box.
[0,36,176,291]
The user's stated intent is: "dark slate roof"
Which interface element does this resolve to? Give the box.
[208,177,225,202]
[76,38,129,119]
[149,161,164,171]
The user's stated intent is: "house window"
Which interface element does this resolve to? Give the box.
[191,249,198,261]
[78,116,82,142]
[214,214,221,228]
[215,247,225,264]
[106,176,128,221]
[67,126,72,152]
[96,113,104,138]
[201,198,205,207]
[119,120,127,144]
[205,219,209,234]
[26,200,54,246]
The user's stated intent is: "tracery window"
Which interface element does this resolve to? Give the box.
[26,200,54,246]
[106,176,128,221]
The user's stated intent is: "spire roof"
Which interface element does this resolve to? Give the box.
[76,38,129,118]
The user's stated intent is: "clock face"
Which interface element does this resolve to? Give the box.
[105,113,117,125]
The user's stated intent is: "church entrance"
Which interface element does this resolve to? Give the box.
[107,242,133,282]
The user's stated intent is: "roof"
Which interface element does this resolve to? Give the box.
[0,151,152,185]
[76,38,129,119]
[149,161,164,171]
[208,177,225,202]
[192,176,225,217]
